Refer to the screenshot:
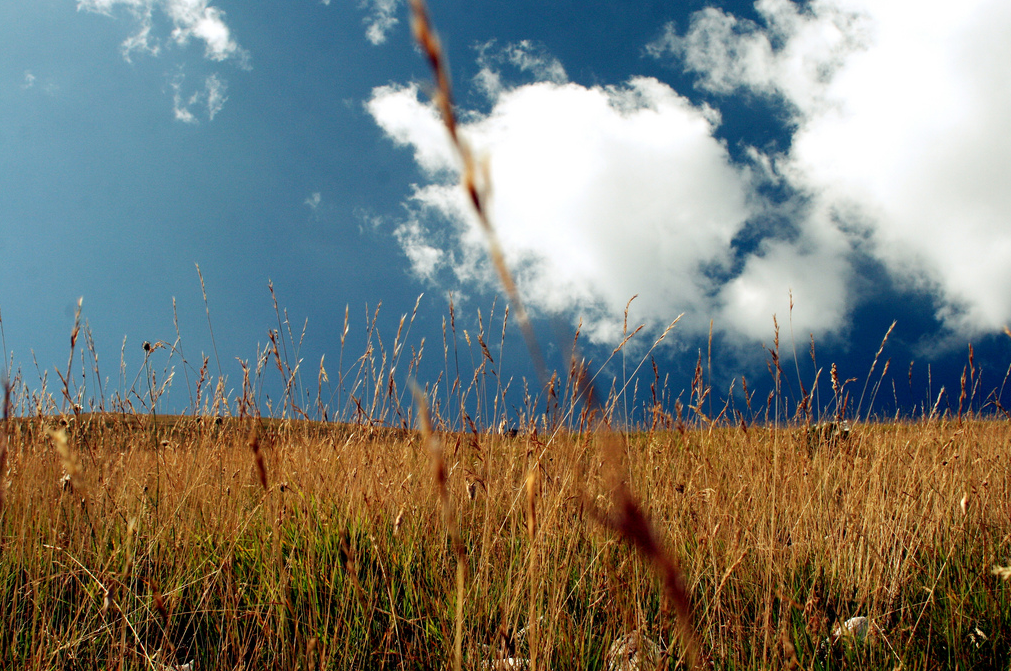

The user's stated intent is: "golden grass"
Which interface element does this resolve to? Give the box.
[0,407,1008,669]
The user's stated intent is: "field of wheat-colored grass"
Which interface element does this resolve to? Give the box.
[0,384,1009,669]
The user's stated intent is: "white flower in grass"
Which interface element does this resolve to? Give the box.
[818,615,883,659]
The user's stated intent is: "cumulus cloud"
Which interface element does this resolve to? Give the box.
[77,0,247,64]
[369,77,758,343]
[360,0,402,46]
[22,71,36,89]
[370,0,1011,345]
[367,84,459,174]
[651,0,1011,337]
[718,227,852,340]
[646,0,869,114]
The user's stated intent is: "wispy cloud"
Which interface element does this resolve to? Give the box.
[304,192,322,210]
[473,40,568,98]
[360,0,402,46]
[205,73,227,119]
[171,73,196,123]
[21,70,58,96]
[171,71,228,124]
[77,0,248,64]
[394,218,444,280]
[79,0,243,120]
[117,3,160,60]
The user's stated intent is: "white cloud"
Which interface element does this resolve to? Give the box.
[169,1,241,61]
[366,84,459,175]
[77,0,246,64]
[78,0,245,119]
[647,0,870,115]
[118,3,159,60]
[369,77,758,343]
[360,0,402,46]
[394,217,445,280]
[305,192,322,211]
[170,71,227,123]
[650,0,1011,337]
[204,73,227,119]
[473,40,568,99]
[170,73,196,123]
[718,224,852,341]
[21,70,59,96]
[371,0,1011,344]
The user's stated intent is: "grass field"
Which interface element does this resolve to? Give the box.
[0,356,1009,669]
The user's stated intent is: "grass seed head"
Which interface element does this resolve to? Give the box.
[248,429,268,491]
[48,426,85,494]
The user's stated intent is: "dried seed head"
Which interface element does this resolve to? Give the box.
[248,430,268,491]
[49,427,84,494]
[393,508,405,536]
[525,468,538,539]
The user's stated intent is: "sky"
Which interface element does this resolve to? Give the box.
[2,0,1010,422]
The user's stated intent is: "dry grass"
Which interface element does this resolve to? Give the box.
[0,393,1009,668]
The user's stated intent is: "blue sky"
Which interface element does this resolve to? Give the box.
[2,0,1010,421]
